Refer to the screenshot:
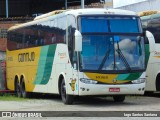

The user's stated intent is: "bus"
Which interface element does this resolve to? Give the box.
[7,8,146,104]
[141,11,160,93]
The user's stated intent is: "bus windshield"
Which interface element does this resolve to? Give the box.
[79,16,145,72]
[80,16,141,33]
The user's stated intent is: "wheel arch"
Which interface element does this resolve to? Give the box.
[20,75,24,84]
[156,73,160,91]
[20,74,26,84]
[58,73,66,95]
[14,75,19,90]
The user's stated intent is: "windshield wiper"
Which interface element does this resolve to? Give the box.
[98,48,111,70]
[116,41,131,71]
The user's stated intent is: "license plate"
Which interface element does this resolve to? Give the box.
[109,88,120,92]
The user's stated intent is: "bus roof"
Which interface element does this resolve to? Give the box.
[64,8,137,16]
[34,10,65,20]
[141,12,160,20]
[8,8,137,31]
[141,15,151,20]
[151,13,160,19]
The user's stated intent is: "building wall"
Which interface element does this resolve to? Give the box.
[0,52,5,61]
[0,0,100,17]
[0,0,31,17]
[0,55,5,90]
[0,21,15,52]
[0,21,21,52]
[63,2,104,9]
[0,63,5,90]
[115,0,160,13]
[0,18,33,54]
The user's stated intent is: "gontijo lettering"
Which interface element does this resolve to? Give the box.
[18,52,35,62]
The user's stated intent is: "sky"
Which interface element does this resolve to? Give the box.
[113,0,147,8]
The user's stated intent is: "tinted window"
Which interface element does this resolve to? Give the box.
[80,16,141,33]
[110,17,140,33]
[147,18,160,43]
[81,17,109,33]
[67,15,76,66]
[7,16,67,50]
[141,19,148,31]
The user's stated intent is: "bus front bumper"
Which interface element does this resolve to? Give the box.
[78,82,145,96]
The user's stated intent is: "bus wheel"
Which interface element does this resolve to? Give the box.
[20,79,29,98]
[156,74,160,91]
[60,79,74,105]
[15,81,21,97]
[113,95,125,102]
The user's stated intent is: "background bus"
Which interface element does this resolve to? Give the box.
[141,11,160,93]
[7,9,146,104]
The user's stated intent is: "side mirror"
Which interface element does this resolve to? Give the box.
[145,31,155,52]
[74,30,82,52]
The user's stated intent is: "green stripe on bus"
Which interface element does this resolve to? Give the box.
[116,72,142,81]
[40,45,56,84]
[145,44,150,68]
[34,46,49,84]
[116,74,130,80]
[34,45,56,84]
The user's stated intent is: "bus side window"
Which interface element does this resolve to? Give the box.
[17,43,20,49]
[141,19,150,44]
[57,16,67,44]
[35,40,38,46]
[51,34,56,43]
[43,38,46,45]
[40,38,44,45]
[26,41,29,47]
[148,18,160,43]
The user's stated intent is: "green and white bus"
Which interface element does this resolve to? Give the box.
[141,11,160,93]
[7,8,146,104]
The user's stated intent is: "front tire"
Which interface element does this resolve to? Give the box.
[60,79,74,105]
[113,95,125,102]
[156,74,160,91]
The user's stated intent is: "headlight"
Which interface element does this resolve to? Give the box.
[132,78,146,84]
[80,78,98,84]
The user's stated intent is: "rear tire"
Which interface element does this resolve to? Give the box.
[113,95,125,102]
[15,81,21,97]
[20,79,30,98]
[60,78,74,105]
